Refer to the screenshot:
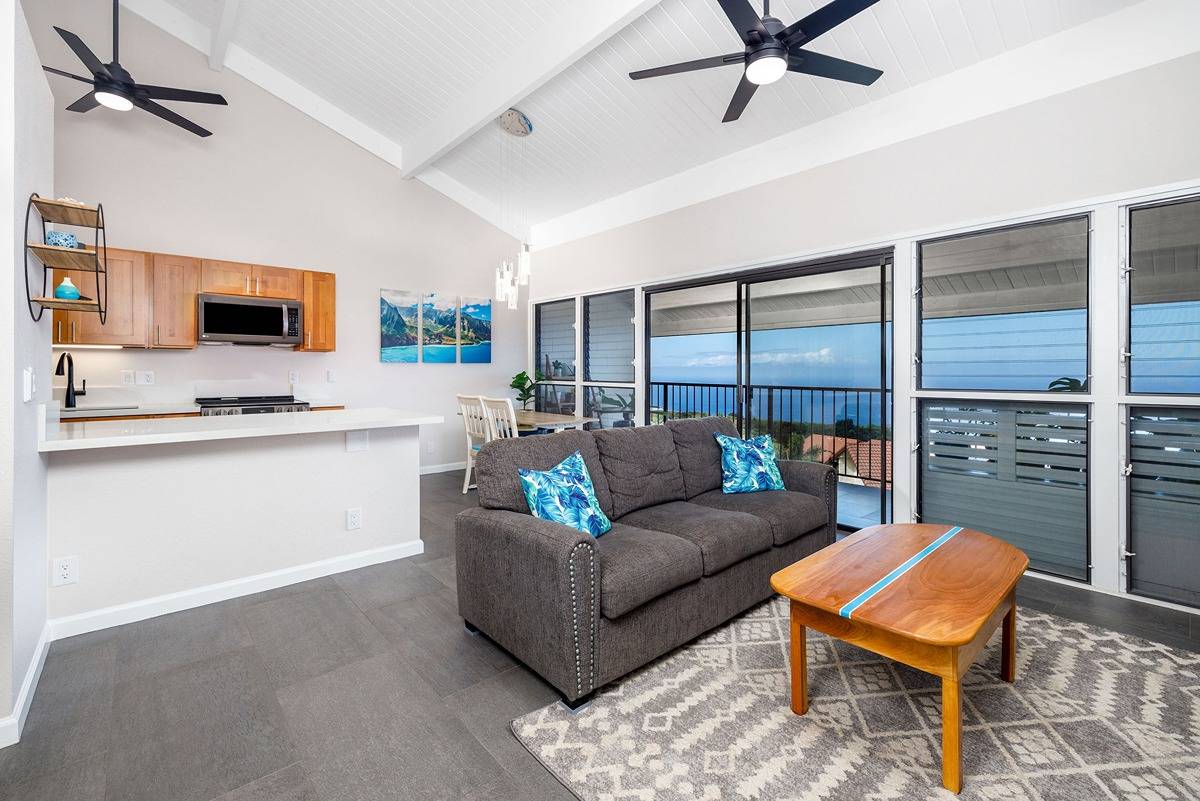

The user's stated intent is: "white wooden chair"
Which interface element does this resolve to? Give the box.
[481,397,521,442]
[458,394,490,494]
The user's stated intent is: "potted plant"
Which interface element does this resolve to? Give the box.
[552,360,565,378]
[510,370,543,411]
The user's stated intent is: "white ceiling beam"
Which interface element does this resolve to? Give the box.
[120,0,402,169]
[207,0,242,71]
[399,0,662,179]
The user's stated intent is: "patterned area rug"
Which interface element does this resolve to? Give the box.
[512,596,1200,801]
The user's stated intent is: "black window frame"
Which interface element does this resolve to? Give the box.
[533,298,576,381]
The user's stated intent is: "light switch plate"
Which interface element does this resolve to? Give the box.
[326,369,336,383]
[121,370,135,386]
[22,367,33,402]
[136,371,155,386]
[289,370,300,385]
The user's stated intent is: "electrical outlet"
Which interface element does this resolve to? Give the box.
[326,369,336,383]
[288,370,300,385]
[136,371,155,386]
[52,556,79,587]
[345,507,363,531]
[121,370,135,386]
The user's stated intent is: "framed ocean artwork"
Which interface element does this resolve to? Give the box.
[379,289,420,363]
[459,297,492,364]
[421,291,459,363]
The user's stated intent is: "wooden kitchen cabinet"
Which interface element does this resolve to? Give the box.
[200,259,253,295]
[53,248,149,347]
[151,254,200,348]
[299,271,336,351]
[200,260,302,300]
[253,265,303,300]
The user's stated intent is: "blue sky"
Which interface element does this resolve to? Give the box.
[652,303,1200,393]
[461,301,491,321]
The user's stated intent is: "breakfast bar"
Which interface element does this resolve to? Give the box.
[41,406,442,636]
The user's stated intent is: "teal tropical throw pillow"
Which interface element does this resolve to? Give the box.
[519,451,612,537]
[714,432,785,494]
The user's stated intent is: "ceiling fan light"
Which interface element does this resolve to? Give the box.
[745,50,787,85]
[94,88,133,111]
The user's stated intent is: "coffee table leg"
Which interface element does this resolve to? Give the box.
[789,600,808,715]
[941,676,962,794]
[1001,598,1017,683]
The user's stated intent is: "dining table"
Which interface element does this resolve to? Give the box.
[515,410,599,432]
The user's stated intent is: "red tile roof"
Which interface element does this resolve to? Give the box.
[801,434,893,488]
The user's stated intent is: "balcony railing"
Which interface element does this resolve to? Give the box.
[650,381,892,490]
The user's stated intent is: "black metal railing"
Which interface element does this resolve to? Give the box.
[650,381,892,486]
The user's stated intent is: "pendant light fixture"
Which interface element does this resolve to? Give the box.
[494,108,533,310]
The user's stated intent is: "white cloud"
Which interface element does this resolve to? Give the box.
[681,347,835,368]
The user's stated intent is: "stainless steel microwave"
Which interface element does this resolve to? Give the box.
[198,293,303,346]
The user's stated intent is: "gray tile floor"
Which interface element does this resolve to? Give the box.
[2,472,1197,801]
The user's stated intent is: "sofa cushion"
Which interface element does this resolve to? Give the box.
[591,425,687,519]
[519,451,612,537]
[594,523,703,619]
[690,489,828,546]
[714,432,785,494]
[617,501,773,575]
[475,429,614,518]
[665,417,740,498]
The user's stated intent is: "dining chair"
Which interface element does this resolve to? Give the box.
[457,394,490,494]
[481,397,521,441]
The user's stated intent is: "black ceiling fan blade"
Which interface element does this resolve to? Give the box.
[787,49,882,85]
[134,98,212,137]
[53,26,109,78]
[779,0,881,47]
[43,65,97,85]
[65,91,100,113]
[716,0,768,44]
[722,73,758,123]
[136,84,228,105]
[630,53,743,80]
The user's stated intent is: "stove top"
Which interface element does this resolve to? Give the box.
[195,395,310,416]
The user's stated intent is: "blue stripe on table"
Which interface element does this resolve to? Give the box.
[839,526,964,619]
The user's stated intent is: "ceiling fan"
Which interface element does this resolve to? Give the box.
[41,0,227,137]
[630,0,883,123]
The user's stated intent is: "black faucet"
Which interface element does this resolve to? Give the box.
[54,352,87,409]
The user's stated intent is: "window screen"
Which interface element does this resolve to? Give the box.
[584,291,635,383]
[535,300,575,380]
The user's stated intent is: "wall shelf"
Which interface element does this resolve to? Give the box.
[30,296,101,312]
[30,197,101,227]
[25,193,108,324]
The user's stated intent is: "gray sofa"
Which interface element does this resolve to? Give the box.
[454,416,837,707]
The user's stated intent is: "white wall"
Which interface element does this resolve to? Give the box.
[531,52,1200,299]
[47,427,423,625]
[25,0,523,469]
[1,0,54,736]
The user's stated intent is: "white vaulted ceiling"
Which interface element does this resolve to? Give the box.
[117,0,1193,243]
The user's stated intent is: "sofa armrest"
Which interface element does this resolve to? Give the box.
[777,460,838,545]
[454,507,599,702]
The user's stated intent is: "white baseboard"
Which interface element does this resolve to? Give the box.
[47,539,424,641]
[420,461,466,475]
[0,623,51,748]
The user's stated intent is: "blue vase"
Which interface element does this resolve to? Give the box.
[54,277,81,300]
[45,230,78,249]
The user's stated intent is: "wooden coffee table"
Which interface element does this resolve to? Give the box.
[770,523,1028,794]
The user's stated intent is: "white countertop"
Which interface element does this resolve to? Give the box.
[40,407,442,452]
[59,402,202,419]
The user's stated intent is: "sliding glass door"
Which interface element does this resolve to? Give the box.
[647,252,892,529]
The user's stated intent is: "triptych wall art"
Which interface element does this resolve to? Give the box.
[379,289,492,364]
